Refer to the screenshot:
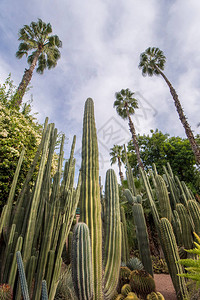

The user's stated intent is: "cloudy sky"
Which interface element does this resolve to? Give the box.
[0,0,200,182]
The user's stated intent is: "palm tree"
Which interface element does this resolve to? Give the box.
[110,145,125,184]
[139,47,200,165]
[114,88,144,169]
[14,19,62,106]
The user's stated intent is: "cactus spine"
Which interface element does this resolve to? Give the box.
[159,218,188,300]
[80,98,103,300]
[72,222,93,300]
[103,169,122,299]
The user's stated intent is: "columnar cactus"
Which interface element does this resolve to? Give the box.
[187,199,200,235]
[42,280,49,300]
[140,168,160,229]
[176,203,193,250]
[120,206,129,263]
[124,145,136,196]
[159,218,188,300]
[0,117,81,300]
[132,203,153,276]
[80,98,103,300]
[103,169,122,299]
[155,175,172,222]
[16,251,30,300]
[72,223,93,300]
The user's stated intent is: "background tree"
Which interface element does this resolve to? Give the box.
[139,47,200,165]
[110,144,125,184]
[127,129,200,194]
[114,88,144,169]
[14,18,62,106]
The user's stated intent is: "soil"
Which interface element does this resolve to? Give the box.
[154,273,177,300]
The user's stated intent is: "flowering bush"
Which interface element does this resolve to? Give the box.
[0,75,58,210]
[0,101,42,209]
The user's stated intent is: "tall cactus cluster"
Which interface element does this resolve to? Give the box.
[0,118,81,299]
[137,162,200,299]
[72,98,122,300]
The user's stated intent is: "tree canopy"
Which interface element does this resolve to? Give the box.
[126,129,200,193]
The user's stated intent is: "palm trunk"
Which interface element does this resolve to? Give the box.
[158,67,200,165]
[126,107,144,169]
[14,50,41,107]
[117,157,124,184]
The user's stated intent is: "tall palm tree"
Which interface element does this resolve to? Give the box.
[110,145,125,184]
[139,47,200,165]
[114,88,144,169]
[14,19,62,106]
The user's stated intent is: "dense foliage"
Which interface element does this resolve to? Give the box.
[127,129,200,193]
[0,76,42,208]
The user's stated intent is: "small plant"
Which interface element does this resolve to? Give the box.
[126,257,144,272]
[151,256,168,274]
[0,284,13,300]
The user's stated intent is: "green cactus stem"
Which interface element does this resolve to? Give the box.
[155,175,172,222]
[124,145,136,196]
[176,203,193,250]
[132,203,153,276]
[187,199,200,236]
[159,218,188,300]
[16,251,30,300]
[80,98,103,300]
[72,222,93,300]
[120,207,129,262]
[103,169,122,299]
[42,280,49,300]
[8,236,23,289]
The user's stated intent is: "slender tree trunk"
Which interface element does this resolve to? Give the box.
[117,157,124,184]
[14,50,41,107]
[157,67,200,165]
[126,108,144,169]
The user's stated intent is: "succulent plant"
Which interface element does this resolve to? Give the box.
[126,257,144,272]
[129,270,156,298]
[121,284,132,296]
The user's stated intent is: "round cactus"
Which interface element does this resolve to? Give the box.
[118,267,132,292]
[129,270,156,298]
[121,284,132,296]
[146,291,165,300]
[124,292,139,300]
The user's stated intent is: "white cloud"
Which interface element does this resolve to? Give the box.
[0,0,200,183]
